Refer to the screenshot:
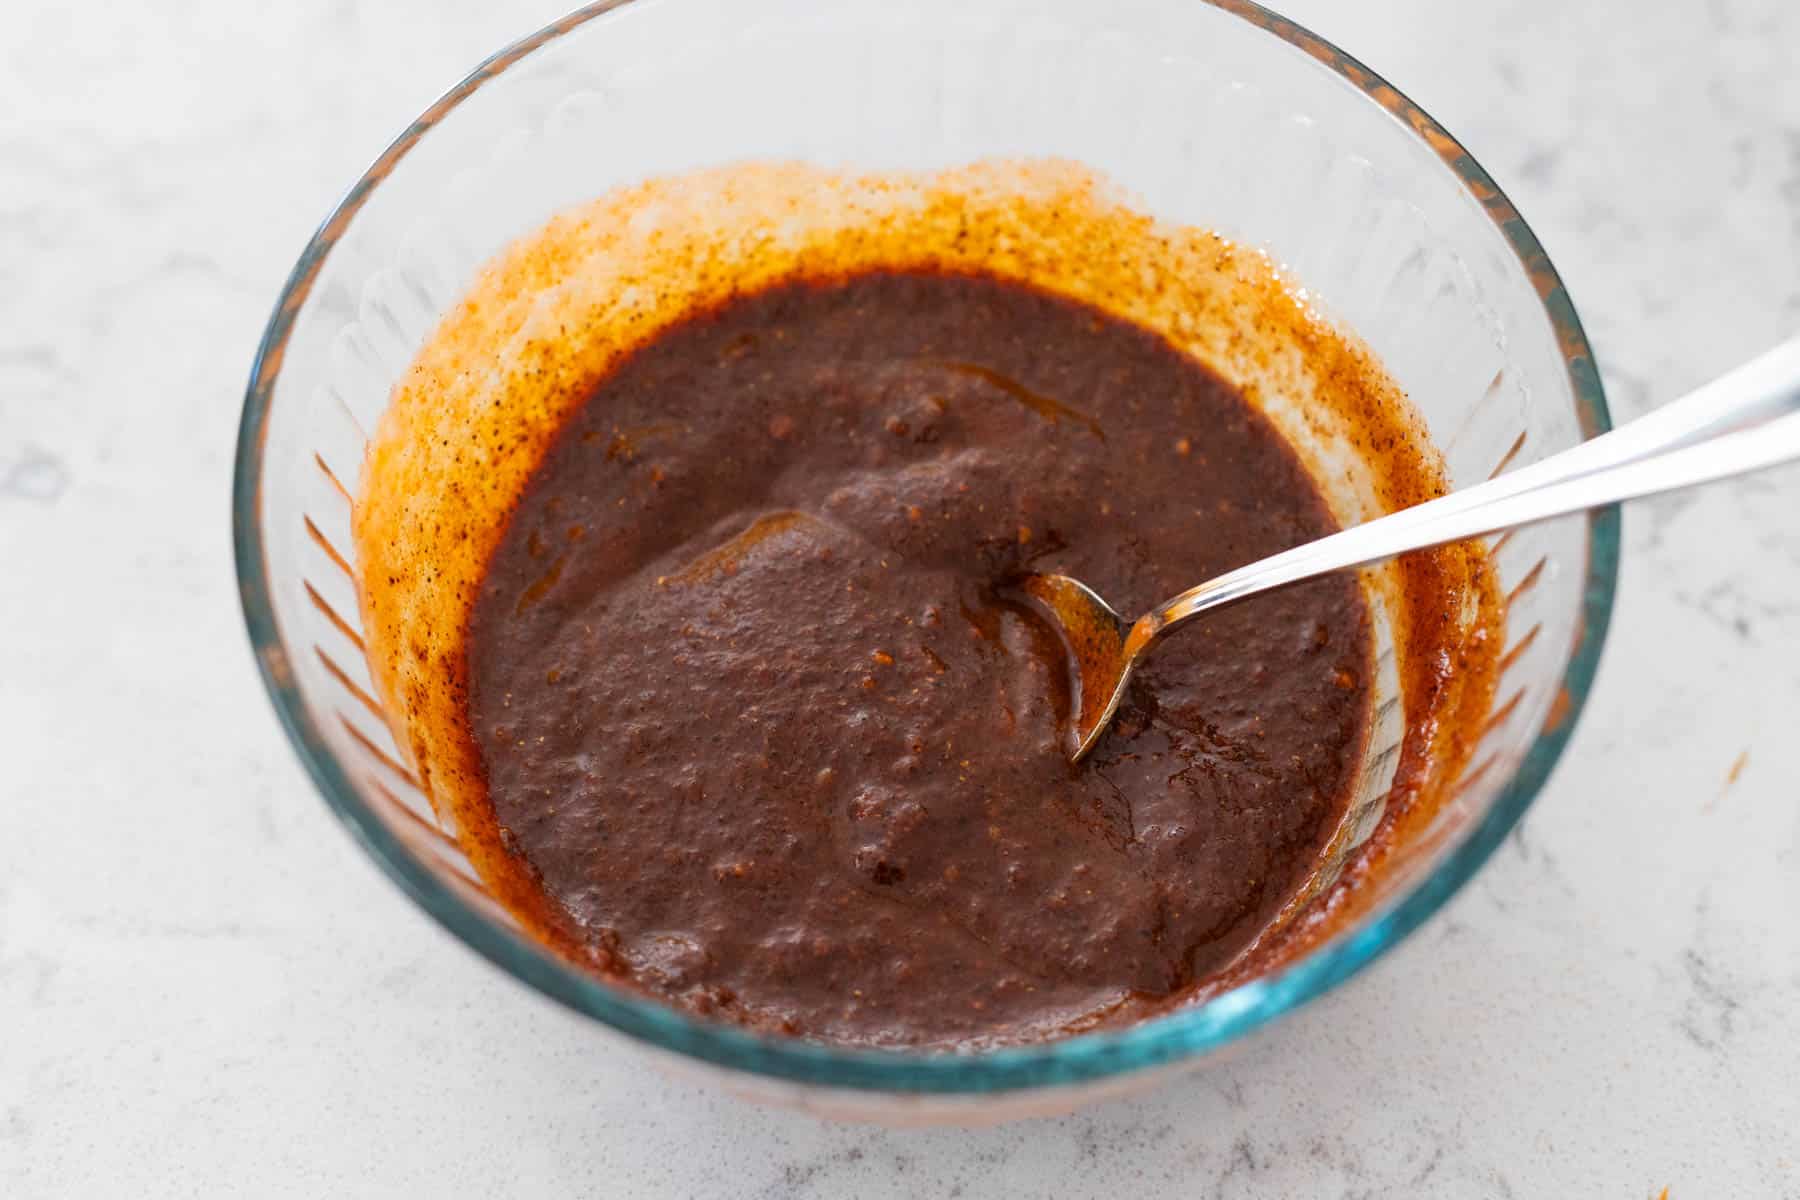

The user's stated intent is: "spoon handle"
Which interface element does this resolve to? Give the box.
[1144,334,1800,634]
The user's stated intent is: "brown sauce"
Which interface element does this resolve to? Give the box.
[353,161,1503,1050]
[468,269,1371,1046]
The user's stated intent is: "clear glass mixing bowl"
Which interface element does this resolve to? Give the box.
[233,0,1616,1123]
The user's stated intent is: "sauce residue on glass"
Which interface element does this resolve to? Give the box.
[354,159,1500,1046]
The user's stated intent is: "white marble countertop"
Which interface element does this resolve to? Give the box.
[3,1,1797,1195]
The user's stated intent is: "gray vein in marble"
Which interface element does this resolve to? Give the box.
[0,446,69,504]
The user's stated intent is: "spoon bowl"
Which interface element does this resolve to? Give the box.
[1020,573,1138,761]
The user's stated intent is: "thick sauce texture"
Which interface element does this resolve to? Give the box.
[467,270,1371,1046]
[354,161,1504,1052]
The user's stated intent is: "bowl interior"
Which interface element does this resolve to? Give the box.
[235,0,1614,1116]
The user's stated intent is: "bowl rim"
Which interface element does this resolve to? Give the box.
[232,0,1619,1094]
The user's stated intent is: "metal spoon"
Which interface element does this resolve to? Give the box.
[1025,335,1800,762]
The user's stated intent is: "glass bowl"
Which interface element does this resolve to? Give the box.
[233,0,1616,1124]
